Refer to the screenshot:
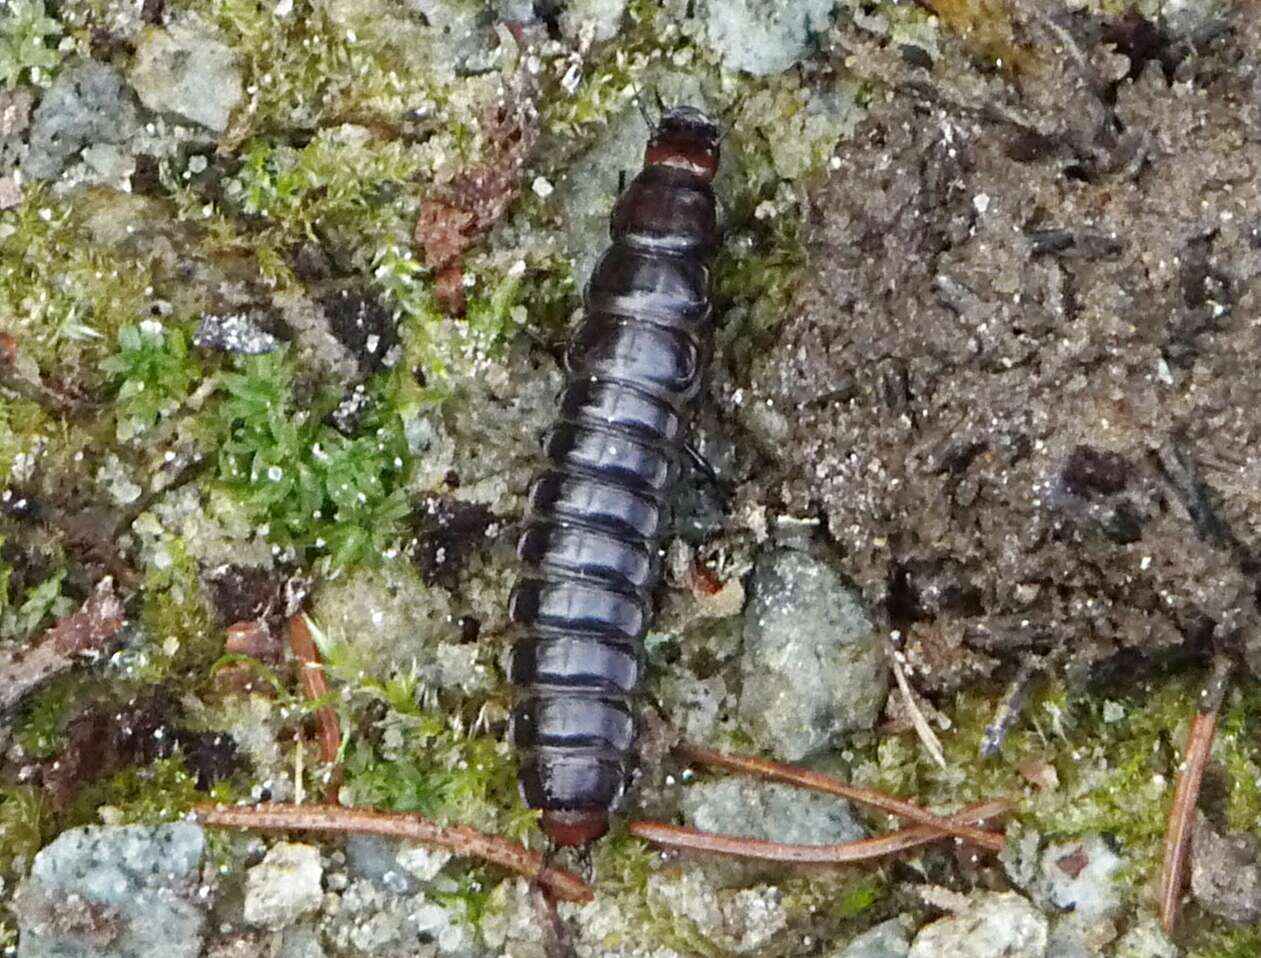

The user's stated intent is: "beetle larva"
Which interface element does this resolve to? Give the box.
[508,106,721,846]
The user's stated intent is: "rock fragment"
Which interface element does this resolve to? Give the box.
[243,842,324,930]
[703,0,835,75]
[129,19,243,133]
[907,892,1048,958]
[738,548,887,760]
[13,823,207,958]
[23,60,138,180]
[832,916,912,958]
[680,777,866,846]
[1191,813,1261,923]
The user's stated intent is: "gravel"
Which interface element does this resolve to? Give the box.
[12,823,207,958]
[738,547,888,760]
[907,892,1048,958]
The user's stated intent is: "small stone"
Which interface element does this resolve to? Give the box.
[23,60,139,180]
[396,845,453,883]
[908,892,1048,958]
[558,0,627,43]
[1111,916,1176,958]
[13,823,207,958]
[1191,812,1261,923]
[129,19,243,133]
[832,916,912,958]
[738,548,887,760]
[243,842,324,930]
[704,0,835,75]
[1037,835,1123,922]
[0,175,21,209]
[681,777,865,846]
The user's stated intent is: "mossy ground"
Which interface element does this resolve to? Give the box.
[2,0,1259,955]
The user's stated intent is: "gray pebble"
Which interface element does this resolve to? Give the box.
[1191,812,1261,923]
[13,823,207,958]
[23,60,139,180]
[908,892,1048,958]
[831,916,912,958]
[1037,835,1123,923]
[129,19,243,133]
[738,548,887,760]
[560,0,628,42]
[703,0,835,75]
[243,842,324,930]
[681,777,866,846]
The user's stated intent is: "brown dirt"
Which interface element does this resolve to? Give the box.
[740,6,1261,691]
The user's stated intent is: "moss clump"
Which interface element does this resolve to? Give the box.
[918,0,1029,73]
[0,0,62,88]
[223,130,422,273]
[183,0,438,134]
[1190,926,1261,958]
[12,672,89,759]
[212,349,411,569]
[0,786,42,876]
[63,754,234,828]
[0,560,73,640]
[99,322,202,443]
[136,536,218,683]
[0,190,157,385]
[851,668,1210,886]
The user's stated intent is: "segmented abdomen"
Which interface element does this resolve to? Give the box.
[509,162,719,817]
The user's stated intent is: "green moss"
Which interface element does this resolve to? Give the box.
[12,672,89,759]
[0,0,62,88]
[184,0,438,134]
[300,619,526,837]
[0,785,43,876]
[0,564,73,640]
[1217,685,1261,832]
[64,754,234,828]
[1189,926,1261,958]
[99,322,202,443]
[223,130,421,271]
[137,537,218,683]
[212,349,411,569]
[847,668,1211,892]
[0,190,158,384]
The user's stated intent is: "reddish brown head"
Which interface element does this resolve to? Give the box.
[644,106,721,180]
[540,809,610,847]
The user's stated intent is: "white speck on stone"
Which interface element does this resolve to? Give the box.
[973,193,991,214]
[532,176,554,198]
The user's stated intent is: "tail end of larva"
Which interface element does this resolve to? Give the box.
[540,809,610,847]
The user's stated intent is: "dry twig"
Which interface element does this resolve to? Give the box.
[630,800,1009,864]
[0,578,125,715]
[288,613,344,802]
[679,743,1006,852]
[195,802,593,903]
[890,654,947,768]
[1158,657,1232,936]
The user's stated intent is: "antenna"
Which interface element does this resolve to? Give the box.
[629,80,654,131]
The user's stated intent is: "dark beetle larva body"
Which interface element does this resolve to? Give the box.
[508,107,722,846]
